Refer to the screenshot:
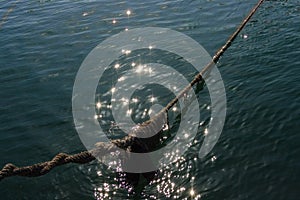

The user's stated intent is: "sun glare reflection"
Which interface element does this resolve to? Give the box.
[132,97,138,103]
[96,102,101,109]
[204,128,208,136]
[91,17,206,197]
[135,65,144,73]
[118,76,125,82]
[126,109,132,116]
[150,96,156,103]
[121,49,131,55]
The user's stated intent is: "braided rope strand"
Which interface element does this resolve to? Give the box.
[0,151,95,180]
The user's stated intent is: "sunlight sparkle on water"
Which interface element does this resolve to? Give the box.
[118,76,125,82]
[82,11,94,17]
[132,97,138,103]
[121,49,131,55]
[96,171,102,176]
[96,102,101,109]
[126,10,131,16]
[150,96,156,103]
[114,63,120,69]
[135,65,144,73]
[211,155,217,162]
[149,108,153,115]
[204,128,208,136]
[190,189,195,196]
[126,109,132,116]
[94,114,102,119]
[120,97,129,105]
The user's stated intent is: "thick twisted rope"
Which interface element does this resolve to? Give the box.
[0,152,95,180]
[0,0,265,181]
[0,118,163,181]
[165,0,265,111]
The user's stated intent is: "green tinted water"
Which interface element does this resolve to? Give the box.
[0,0,299,199]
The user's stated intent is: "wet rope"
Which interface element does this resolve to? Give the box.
[0,132,157,180]
[0,0,265,181]
[164,0,265,111]
[0,152,95,180]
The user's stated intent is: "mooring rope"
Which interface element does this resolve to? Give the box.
[0,0,265,181]
[164,0,265,111]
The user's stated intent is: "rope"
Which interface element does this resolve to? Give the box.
[164,0,265,111]
[0,129,163,180]
[0,152,95,180]
[0,0,265,181]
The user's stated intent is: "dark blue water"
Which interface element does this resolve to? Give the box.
[0,0,299,199]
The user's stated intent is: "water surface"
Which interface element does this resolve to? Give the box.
[0,0,299,199]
